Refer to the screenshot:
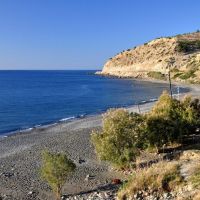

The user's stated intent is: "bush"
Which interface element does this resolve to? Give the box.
[179,70,196,80]
[40,151,76,200]
[91,109,145,168]
[176,40,200,53]
[190,98,200,118]
[171,68,180,73]
[145,92,199,149]
[147,71,166,80]
[117,161,182,200]
[173,72,183,79]
[91,92,200,168]
[145,92,181,148]
[173,66,198,80]
[180,96,200,133]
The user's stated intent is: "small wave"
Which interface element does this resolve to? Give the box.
[0,135,8,139]
[50,123,58,126]
[77,113,86,118]
[24,127,33,131]
[137,98,158,105]
[34,124,41,128]
[59,116,76,122]
[149,98,157,102]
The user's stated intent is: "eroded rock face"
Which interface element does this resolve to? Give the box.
[98,32,200,83]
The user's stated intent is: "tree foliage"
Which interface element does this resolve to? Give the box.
[91,109,144,168]
[91,92,200,168]
[146,92,199,148]
[40,151,76,200]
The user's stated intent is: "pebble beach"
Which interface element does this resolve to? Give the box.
[0,83,199,200]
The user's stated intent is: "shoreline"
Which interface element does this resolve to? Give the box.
[0,78,194,138]
[0,79,199,199]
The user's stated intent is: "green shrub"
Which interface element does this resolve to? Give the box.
[188,98,200,130]
[173,72,183,79]
[171,68,180,73]
[91,109,145,168]
[145,117,178,149]
[173,66,198,80]
[145,92,181,148]
[179,70,196,80]
[147,71,166,80]
[40,151,76,200]
[91,92,200,168]
[145,92,199,149]
[176,40,200,53]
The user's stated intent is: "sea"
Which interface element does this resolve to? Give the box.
[0,70,189,136]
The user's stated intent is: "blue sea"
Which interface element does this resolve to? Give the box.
[0,70,189,135]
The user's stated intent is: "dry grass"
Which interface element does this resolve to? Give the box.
[117,161,182,200]
[180,150,200,189]
[189,165,200,188]
[180,150,200,161]
[193,191,200,200]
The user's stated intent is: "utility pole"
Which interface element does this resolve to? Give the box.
[166,57,175,99]
[168,64,173,98]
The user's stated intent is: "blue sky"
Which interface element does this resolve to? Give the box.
[0,0,200,70]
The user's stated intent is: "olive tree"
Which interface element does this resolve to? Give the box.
[40,151,76,200]
[91,109,145,168]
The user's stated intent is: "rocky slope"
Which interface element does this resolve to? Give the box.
[97,32,200,83]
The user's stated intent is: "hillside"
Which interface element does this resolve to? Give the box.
[97,32,200,84]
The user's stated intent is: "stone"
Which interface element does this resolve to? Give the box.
[78,158,85,164]
[28,191,34,195]
[85,174,91,181]
[111,178,121,184]
[3,172,14,178]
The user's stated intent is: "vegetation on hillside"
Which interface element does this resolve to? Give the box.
[102,31,200,84]
[118,150,200,200]
[91,91,200,199]
[147,71,166,80]
[172,60,199,81]
[176,40,200,53]
[91,91,200,168]
[117,161,182,200]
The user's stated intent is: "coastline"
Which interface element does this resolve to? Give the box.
[0,77,193,138]
[0,79,199,199]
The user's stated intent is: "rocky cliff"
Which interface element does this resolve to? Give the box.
[97,32,200,83]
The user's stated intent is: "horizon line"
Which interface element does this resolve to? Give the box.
[0,69,101,71]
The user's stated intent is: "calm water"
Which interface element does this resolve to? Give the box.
[0,70,189,135]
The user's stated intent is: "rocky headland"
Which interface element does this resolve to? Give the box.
[97,32,200,84]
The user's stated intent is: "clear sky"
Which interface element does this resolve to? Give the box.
[0,0,200,70]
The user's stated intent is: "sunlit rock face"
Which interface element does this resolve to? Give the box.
[98,32,200,83]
